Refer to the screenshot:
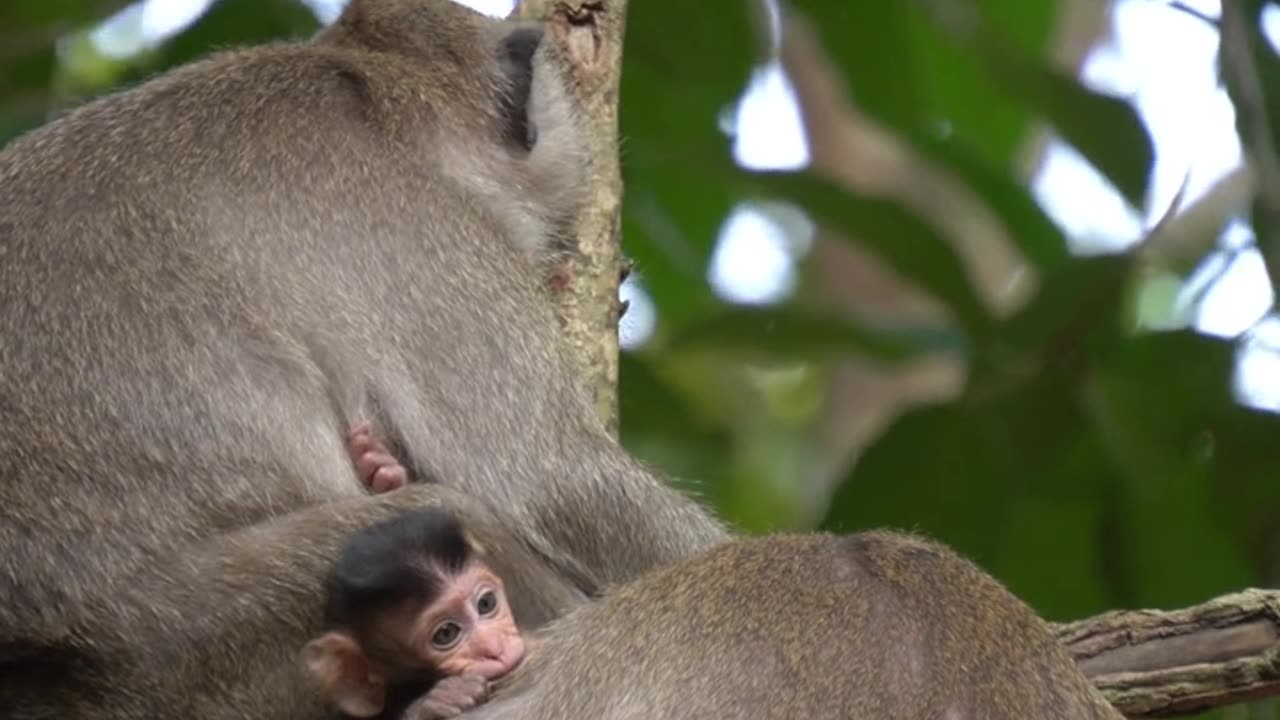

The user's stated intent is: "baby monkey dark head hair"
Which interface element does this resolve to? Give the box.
[324,508,474,634]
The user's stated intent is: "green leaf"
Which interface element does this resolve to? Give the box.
[996,499,1107,619]
[0,109,46,146]
[919,136,1070,270]
[622,0,754,148]
[0,0,131,30]
[995,254,1133,358]
[0,48,57,97]
[924,4,1154,209]
[1087,332,1258,605]
[791,3,926,131]
[820,404,1017,567]
[621,164,730,322]
[799,0,1059,167]
[1222,0,1280,288]
[620,0,757,326]
[745,171,993,337]
[782,1,1071,274]
[663,305,967,364]
[790,3,1072,272]
[618,353,735,508]
[823,344,1131,615]
[966,255,1132,415]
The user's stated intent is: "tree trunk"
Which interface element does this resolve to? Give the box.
[517,0,628,435]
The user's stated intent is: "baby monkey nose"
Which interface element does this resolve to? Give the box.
[474,632,505,659]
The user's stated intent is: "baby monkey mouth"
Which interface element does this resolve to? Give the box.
[492,637,528,678]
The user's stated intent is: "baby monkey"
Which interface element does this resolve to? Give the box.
[302,508,527,719]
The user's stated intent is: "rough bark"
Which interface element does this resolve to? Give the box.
[517,0,627,434]
[1054,589,1280,717]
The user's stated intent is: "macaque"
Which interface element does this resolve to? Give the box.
[0,0,1121,718]
[475,532,1124,720]
[304,509,526,719]
[0,2,712,716]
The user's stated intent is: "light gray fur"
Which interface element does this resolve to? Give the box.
[0,2,723,717]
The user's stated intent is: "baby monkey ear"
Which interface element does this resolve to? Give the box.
[301,631,387,718]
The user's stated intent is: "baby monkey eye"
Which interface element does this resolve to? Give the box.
[476,589,499,616]
[431,621,463,649]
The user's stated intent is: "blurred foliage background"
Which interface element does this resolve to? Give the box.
[3,2,1279,714]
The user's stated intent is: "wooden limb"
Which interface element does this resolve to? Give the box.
[517,0,627,434]
[1053,589,1280,717]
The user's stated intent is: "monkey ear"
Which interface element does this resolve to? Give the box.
[301,631,386,718]
[495,26,545,152]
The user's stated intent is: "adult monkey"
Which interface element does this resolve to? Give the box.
[0,1,1121,719]
[0,1,715,715]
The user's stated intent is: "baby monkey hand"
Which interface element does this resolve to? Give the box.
[403,674,490,719]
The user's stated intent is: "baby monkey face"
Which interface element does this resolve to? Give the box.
[413,564,526,680]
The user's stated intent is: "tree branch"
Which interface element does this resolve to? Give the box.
[517,0,627,434]
[1054,589,1280,717]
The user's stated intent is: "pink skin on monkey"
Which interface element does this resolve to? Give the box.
[347,422,409,494]
[413,564,527,681]
[303,556,527,719]
[398,565,528,719]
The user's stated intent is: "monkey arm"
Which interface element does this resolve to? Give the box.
[518,430,730,594]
